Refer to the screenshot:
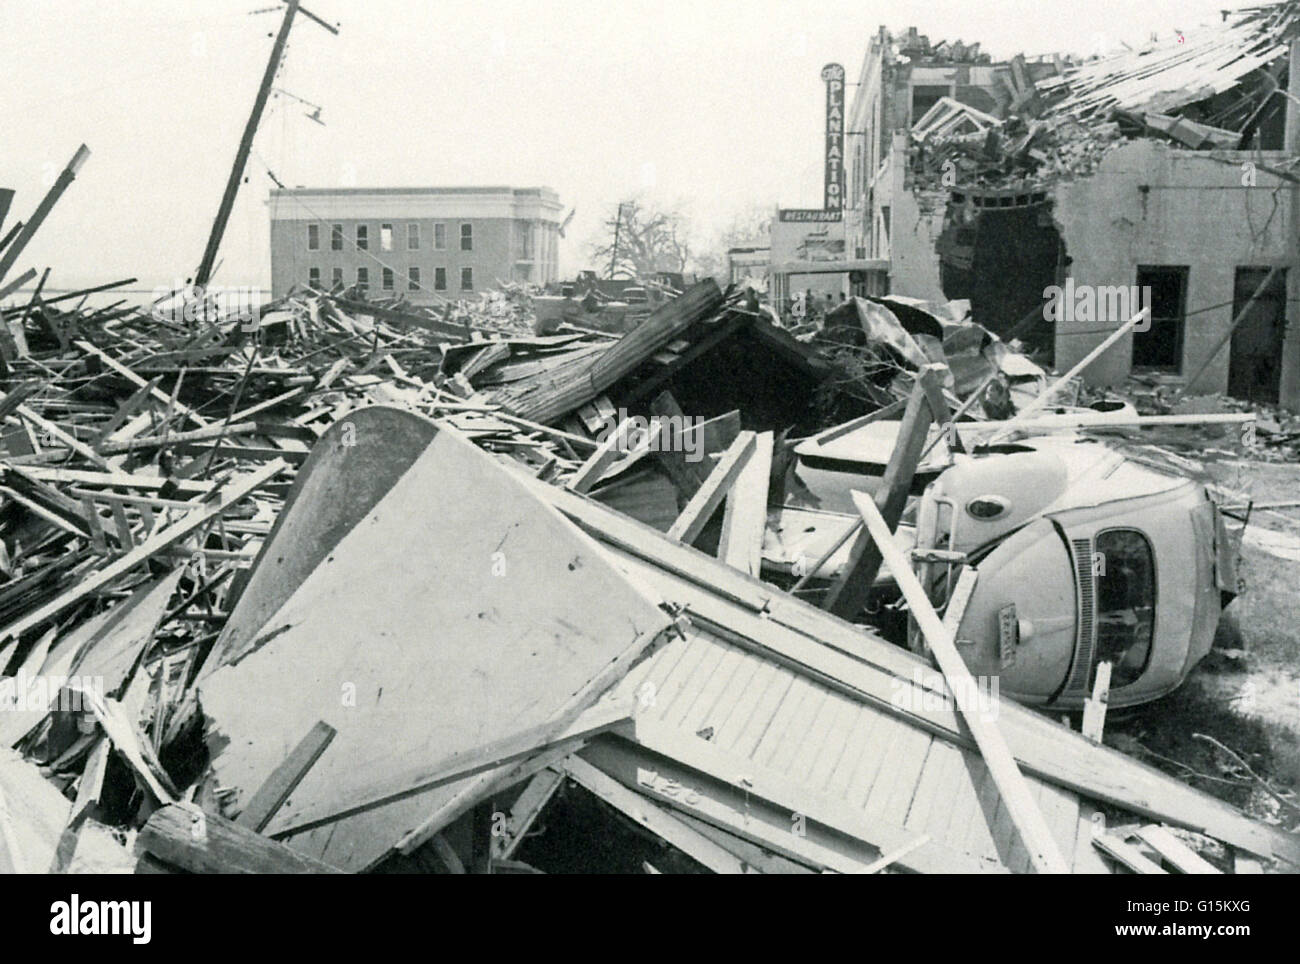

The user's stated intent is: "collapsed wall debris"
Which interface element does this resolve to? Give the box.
[0,139,1296,876]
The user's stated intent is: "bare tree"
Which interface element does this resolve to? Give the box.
[587,199,692,279]
[691,203,774,284]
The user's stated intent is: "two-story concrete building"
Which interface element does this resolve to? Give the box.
[268,186,563,304]
[845,20,1300,408]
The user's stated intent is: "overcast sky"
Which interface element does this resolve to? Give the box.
[2,0,1233,291]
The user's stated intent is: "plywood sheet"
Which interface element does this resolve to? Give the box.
[198,422,672,871]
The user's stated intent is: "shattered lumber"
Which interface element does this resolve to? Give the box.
[490,280,725,424]
[665,431,757,544]
[851,490,1071,874]
[0,459,285,645]
[824,365,945,617]
[139,805,345,874]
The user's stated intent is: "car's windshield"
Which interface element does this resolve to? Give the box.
[1094,528,1157,687]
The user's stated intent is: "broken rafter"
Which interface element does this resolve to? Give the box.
[850,489,1070,874]
[0,459,285,645]
[666,431,757,545]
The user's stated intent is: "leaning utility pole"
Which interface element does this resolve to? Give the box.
[194,1,337,289]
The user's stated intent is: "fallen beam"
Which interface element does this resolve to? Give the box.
[0,459,285,644]
[851,490,1069,873]
[139,804,344,874]
[716,430,772,576]
[236,721,337,832]
[824,365,944,617]
[666,431,757,544]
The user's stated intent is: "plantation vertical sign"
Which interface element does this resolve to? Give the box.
[822,63,845,214]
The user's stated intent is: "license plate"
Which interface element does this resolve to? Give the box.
[998,605,1018,668]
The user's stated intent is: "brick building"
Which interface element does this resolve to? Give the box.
[268,186,563,304]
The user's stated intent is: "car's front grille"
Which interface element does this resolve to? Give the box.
[1056,536,1097,703]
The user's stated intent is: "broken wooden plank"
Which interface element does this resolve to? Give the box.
[49,738,111,873]
[23,466,216,495]
[75,340,210,428]
[496,768,565,860]
[95,421,259,456]
[1093,833,1168,874]
[0,459,285,644]
[666,431,757,545]
[0,145,90,286]
[648,394,741,498]
[850,489,1070,874]
[562,755,752,874]
[236,721,337,832]
[80,496,108,554]
[932,565,979,660]
[74,686,178,803]
[0,267,36,302]
[1081,661,1112,743]
[989,308,1148,441]
[1135,825,1222,874]
[139,804,344,874]
[717,430,772,576]
[567,418,661,495]
[15,403,111,469]
[824,365,945,618]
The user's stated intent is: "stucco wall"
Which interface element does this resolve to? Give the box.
[1054,140,1295,396]
[879,135,947,303]
[878,136,1298,406]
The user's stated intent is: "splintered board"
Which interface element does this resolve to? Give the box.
[198,411,674,871]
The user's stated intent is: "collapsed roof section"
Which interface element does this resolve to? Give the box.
[1038,3,1297,119]
[906,1,1299,194]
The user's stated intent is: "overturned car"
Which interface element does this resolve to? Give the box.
[765,420,1239,710]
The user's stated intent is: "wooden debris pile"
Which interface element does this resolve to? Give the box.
[0,232,846,868]
[3,152,1291,875]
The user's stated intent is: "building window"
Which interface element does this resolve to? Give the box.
[356,224,368,250]
[408,223,419,250]
[1133,266,1188,372]
[911,85,950,125]
[331,267,343,288]
[331,224,343,250]
[307,224,320,250]
[518,221,534,260]
[434,223,447,250]
[434,267,447,291]
[356,267,368,292]
[461,266,473,290]
[408,266,420,290]
[1094,529,1156,688]
[382,267,394,290]
[308,267,320,287]
[460,222,473,251]
[380,223,393,251]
